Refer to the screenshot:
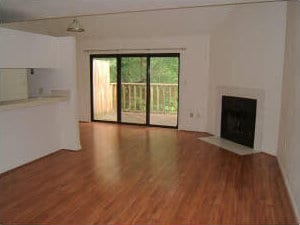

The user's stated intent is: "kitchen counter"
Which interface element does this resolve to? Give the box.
[0,96,69,112]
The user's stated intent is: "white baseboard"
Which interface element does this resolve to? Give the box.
[277,156,300,222]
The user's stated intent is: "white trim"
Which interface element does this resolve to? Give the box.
[277,156,300,222]
[83,48,186,54]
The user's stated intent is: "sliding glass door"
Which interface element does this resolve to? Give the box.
[91,57,117,122]
[121,57,147,124]
[150,57,179,127]
[91,54,179,128]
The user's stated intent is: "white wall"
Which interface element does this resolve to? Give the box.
[207,2,287,155]
[75,2,287,145]
[0,29,80,173]
[0,28,57,68]
[72,5,228,131]
[0,104,61,173]
[77,35,210,131]
[1,2,288,154]
[29,37,81,150]
[277,1,300,220]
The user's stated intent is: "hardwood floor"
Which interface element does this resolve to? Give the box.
[0,122,297,224]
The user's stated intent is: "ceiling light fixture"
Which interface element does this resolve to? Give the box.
[67,18,85,32]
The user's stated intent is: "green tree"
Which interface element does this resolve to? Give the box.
[150,57,178,83]
[121,57,147,83]
[95,56,179,84]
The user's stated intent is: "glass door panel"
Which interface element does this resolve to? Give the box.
[92,57,117,121]
[150,57,179,127]
[121,57,147,124]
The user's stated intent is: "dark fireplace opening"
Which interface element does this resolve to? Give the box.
[221,96,257,148]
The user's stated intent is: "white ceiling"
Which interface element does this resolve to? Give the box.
[1,5,234,37]
[0,0,281,23]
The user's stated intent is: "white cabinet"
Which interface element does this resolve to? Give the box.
[0,28,57,68]
[0,69,28,101]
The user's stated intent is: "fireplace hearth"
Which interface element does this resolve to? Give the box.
[221,96,257,148]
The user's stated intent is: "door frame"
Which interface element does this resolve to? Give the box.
[90,53,180,128]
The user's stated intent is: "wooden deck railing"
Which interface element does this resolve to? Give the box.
[109,83,178,113]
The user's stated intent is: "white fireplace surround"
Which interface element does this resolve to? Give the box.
[215,86,265,151]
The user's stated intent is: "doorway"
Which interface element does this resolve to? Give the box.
[90,54,179,128]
